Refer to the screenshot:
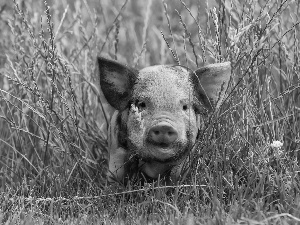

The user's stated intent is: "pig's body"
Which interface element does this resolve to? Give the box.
[98,57,231,183]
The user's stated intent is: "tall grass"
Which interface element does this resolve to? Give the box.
[0,0,300,224]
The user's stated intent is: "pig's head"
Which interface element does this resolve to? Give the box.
[98,57,231,179]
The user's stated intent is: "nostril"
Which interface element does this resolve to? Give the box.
[154,130,160,135]
[168,131,174,136]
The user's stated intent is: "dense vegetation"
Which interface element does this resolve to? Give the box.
[0,0,300,224]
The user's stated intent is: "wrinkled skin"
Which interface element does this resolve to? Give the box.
[98,57,231,184]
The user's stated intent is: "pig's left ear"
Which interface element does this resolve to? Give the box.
[192,62,231,111]
[98,57,138,111]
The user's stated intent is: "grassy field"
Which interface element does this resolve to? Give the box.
[0,0,300,224]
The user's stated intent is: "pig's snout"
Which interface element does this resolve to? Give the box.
[148,122,178,146]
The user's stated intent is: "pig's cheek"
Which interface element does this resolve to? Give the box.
[127,114,147,148]
[184,114,198,142]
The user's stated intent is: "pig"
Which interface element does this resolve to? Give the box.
[98,57,231,184]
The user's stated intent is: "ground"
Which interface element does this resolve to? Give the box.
[0,0,300,224]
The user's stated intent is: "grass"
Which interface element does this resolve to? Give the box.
[0,0,300,224]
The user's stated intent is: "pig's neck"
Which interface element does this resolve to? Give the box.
[139,160,173,179]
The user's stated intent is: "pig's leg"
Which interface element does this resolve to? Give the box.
[169,157,190,185]
[107,147,127,182]
[107,111,127,182]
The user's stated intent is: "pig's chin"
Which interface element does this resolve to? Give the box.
[136,144,191,179]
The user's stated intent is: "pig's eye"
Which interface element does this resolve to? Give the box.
[194,106,200,114]
[135,100,146,111]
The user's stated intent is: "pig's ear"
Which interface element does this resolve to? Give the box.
[192,62,231,111]
[98,57,138,110]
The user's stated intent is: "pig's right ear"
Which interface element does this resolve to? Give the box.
[192,62,231,111]
[98,57,138,111]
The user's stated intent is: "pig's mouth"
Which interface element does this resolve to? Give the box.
[156,142,169,148]
[135,134,192,163]
[148,138,173,148]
